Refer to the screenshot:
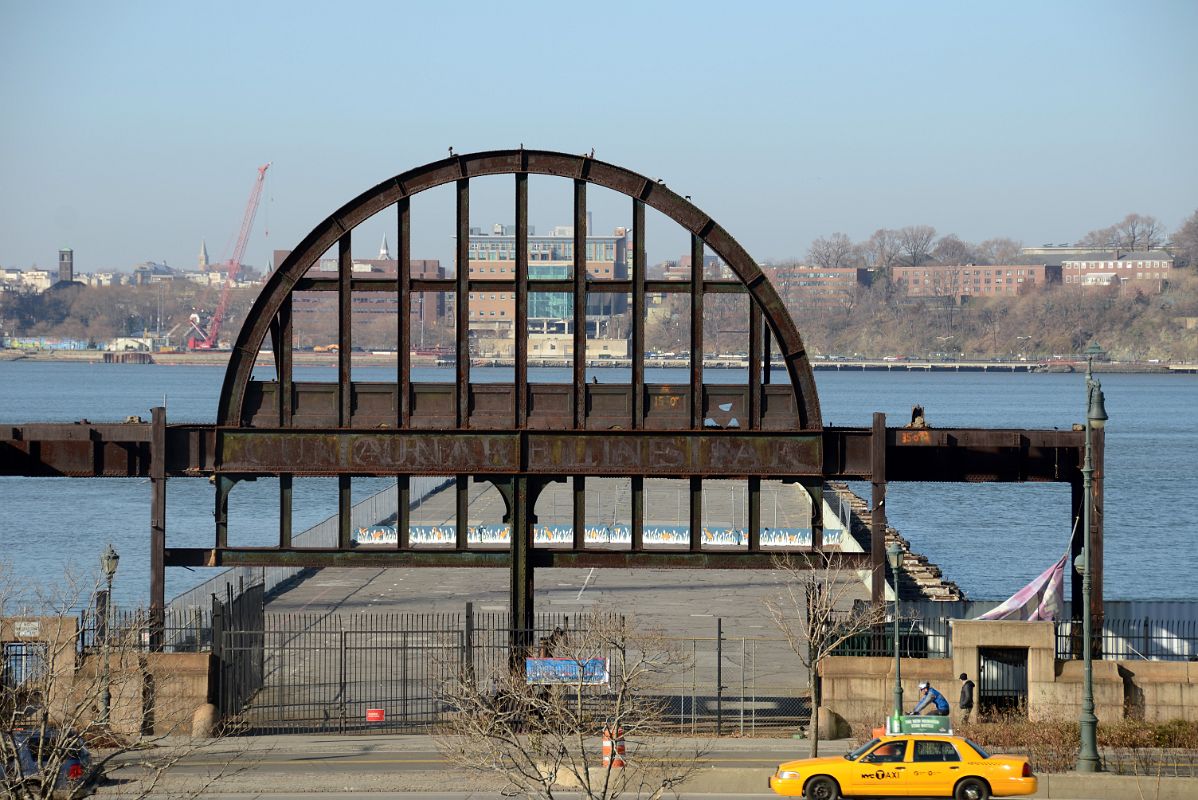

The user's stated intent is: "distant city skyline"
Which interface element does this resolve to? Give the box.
[2,1,1195,273]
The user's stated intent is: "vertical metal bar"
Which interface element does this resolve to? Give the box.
[871,412,888,605]
[809,482,824,550]
[339,630,347,734]
[632,199,645,428]
[748,477,761,551]
[464,601,475,684]
[748,303,762,429]
[515,172,529,428]
[456,475,468,549]
[751,640,758,735]
[631,476,643,551]
[573,180,587,428]
[763,325,772,385]
[401,630,409,724]
[510,476,533,655]
[740,637,746,736]
[1092,426,1105,629]
[150,406,166,650]
[456,179,470,429]
[279,475,292,548]
[690,234,704,429]
[215,475,231,549]
[398,196,411,428]
[339,475,352,549]
[397,476,410,550]
[1070,476,1084,632]
[716,617,723,737]
[689,477,702,552]
[572,476,585,549]
[277,296,293,427]
[338,232,352,427]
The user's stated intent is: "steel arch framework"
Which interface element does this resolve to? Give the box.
[209,149,842,630]
[0,152,1104,654]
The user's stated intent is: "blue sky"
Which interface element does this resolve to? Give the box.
[1,0,1195,272]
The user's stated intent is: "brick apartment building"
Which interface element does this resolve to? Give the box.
[274,243,447,348]
[891,264,1060,301]
[1061,250,1173,292]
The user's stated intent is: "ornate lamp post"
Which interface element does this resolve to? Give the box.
[99,543,120,726]
[887,541,904,726]
[1076,359,1107,772]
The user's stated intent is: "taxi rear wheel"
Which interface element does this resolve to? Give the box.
[803,775,840,800]
[954,777,990,800]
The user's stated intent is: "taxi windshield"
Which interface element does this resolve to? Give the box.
[845,738,880,760]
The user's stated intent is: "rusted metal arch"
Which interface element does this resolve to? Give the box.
[217,149,821,430]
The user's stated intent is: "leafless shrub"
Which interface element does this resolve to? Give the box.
[433,609,707,799]
[764,551,888,755]
[1,562,262,799]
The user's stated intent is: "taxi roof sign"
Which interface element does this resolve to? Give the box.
[886,715,952,735]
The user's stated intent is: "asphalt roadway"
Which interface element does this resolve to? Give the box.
[95,734,823,797]
[91,734,1181,799]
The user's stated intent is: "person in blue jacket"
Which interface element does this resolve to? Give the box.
[912,680,950,716]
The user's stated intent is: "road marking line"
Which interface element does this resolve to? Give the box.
[575,567,596,600]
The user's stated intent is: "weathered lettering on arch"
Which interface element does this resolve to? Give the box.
[218,430,820,476]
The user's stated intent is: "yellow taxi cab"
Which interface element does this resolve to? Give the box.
[769,733,1036,800]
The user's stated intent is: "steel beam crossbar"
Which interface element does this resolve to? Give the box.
[162,547,874,571]
[214,429,824,477]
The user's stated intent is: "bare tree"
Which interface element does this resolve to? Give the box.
[931,234,977,266]
[806,233,858,268]
[1078,213,1165,251]
[1117,213,1165,251]
[859,229,901,271]
[1170,209,1198,268]
[764,551,888,756]
[975,237,1024,266]
[435,611,706,799]
[897,225,937,266]
[0,564,259,800]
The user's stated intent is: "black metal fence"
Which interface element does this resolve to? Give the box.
[830,615,1198,663]
[79,603,215,654]
[212,609,811,736]
[1055,617,1198,662]
[831,617,953,659]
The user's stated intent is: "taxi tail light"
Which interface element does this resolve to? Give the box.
[68,763,85,781]
[1021,762,1033,777]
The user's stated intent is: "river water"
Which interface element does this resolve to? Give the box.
[0,361,1194,605]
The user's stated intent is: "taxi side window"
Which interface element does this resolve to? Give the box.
[865,741,907,763]
[913,741,961,762]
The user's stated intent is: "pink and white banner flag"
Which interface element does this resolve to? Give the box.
[976,551,1068,622]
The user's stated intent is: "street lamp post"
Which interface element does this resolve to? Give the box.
[1077,358,1107,772]
[887,542,904,727]
[99,543,120,726]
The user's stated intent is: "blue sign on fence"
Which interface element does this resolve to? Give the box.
[525,657,609,685]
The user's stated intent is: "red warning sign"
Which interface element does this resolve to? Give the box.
[366,708,385,722]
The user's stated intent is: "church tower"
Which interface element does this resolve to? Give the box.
[199,240,210,271]
[379,235,391,260]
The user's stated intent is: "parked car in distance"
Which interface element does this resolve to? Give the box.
[2,728,95,798]
[769,733,1036,800]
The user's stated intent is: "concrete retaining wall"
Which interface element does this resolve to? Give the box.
[823,620,1198,724]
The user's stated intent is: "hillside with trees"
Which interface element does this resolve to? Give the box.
[2,210,1195,361]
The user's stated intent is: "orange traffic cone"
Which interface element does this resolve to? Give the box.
[602,725,626,768]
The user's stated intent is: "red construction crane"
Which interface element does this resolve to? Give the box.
[189,162,271,349]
